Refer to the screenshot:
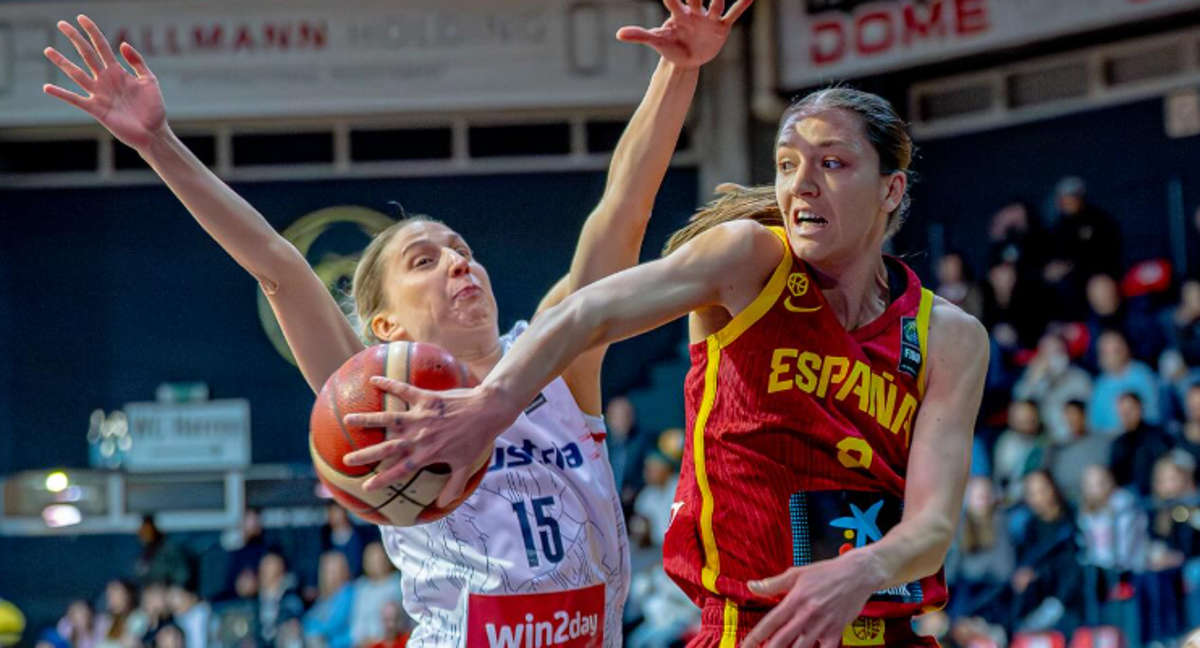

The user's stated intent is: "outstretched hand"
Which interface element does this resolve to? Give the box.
[618,0,754,70]
[43,15,167,151]
[343,377,521,507]
[741,551,883,648]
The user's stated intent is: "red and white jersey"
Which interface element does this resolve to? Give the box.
[382,322,630,648]
[664,227,944,645]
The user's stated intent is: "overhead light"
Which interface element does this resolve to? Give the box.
[45,471,69,493]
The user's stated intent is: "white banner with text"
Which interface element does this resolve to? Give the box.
[0,0,661,126]
[777,0,1200,88]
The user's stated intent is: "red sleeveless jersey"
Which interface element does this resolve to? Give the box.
[663,227,944,645]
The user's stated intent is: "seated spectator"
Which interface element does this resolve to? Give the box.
[1160,349,1194,425]
[303,552,355,648]
[1110,393,1175,498]
[210,568,259,648]
[225,509,268,599]
[607,396,651,515]
[627,568,700,648]
[945,477,1014,623]
[350,543,405,648]
[1010,470,1083,633]
[983,260,1046,355]
[1048,400,1111,506]
[935,251,984,320]
[1083,275,1165,368]
[1089,330,1161,435]
[95,580,146,648]
[1172,279,1200,367]
[365,602,410,648]
[165,586,208,648]
[257,551,303,647]
[1147,451,1200,571]
[134,516,192,590]
[54,600,98,648]
[321,504,368,581]
[1178,384,1200,479]
[137,584,173,646]
[1078,465,1148,604]
[633,449,679,545]
[1014,333,1093,444]
[994,400,1048,505]
[151,624,183,648]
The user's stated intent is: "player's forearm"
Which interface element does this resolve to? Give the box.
[602,58,698,214]
[484,261,704,417]
[568,60,699,290]
[138,128,305,289]
[481,292,612,418]
[856,509,957,590]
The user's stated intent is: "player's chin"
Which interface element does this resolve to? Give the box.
[789,235,826,260]
[451,304,497,329]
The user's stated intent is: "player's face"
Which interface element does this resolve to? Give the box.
[379,221,499,343]
[774,109,902,268]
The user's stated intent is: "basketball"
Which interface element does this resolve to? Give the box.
[310,342,491,526]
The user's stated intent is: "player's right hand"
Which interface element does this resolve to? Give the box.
[616,0,754,71]
[43,15,168,151]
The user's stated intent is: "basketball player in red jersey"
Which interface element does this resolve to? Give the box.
[348,90,989,647]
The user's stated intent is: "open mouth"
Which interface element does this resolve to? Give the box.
[793,210,829,229]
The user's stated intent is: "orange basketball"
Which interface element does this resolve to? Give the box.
[309,342,491,526]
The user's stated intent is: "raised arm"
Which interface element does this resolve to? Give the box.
[741,301,988,648]
[345,220,784,498]
[547,0,754,414]
[43,16,362,392]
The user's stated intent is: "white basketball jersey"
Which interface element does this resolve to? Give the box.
[382,322,630,648]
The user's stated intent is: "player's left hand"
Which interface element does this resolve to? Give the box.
[617,0,754,70]
[742,551,883,648]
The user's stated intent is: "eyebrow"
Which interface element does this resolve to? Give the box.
[398,235,469,258]
[777,138,854,150]
[398,238,434,258]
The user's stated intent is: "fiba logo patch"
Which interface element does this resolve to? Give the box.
[784,272,821,313]
[842,617,885,647]
[788,272,809,297]
[898,317,921,378]
[257,206,395,366]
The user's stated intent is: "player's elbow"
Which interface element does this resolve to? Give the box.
[571,290,616,351]
[253,239,309,294]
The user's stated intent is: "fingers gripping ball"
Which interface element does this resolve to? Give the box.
[310,342,490,526]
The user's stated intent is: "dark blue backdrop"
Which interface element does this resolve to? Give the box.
[0,169,699,478]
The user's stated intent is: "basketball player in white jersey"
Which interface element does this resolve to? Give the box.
[43,2,752,646]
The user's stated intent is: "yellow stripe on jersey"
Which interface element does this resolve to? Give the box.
[713,226,793,349]
[695,226,793,593]
[720,600,739,648]
[695,337,723,593]
[915,288,934,398]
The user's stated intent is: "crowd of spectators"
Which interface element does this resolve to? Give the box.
[30,508,408,648]
[929,178,1200,648]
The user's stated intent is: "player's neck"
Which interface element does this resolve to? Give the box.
[809,253,890,331]
[433,328,504,384]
